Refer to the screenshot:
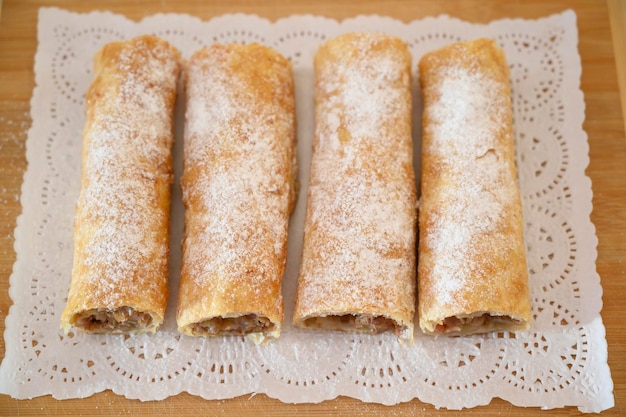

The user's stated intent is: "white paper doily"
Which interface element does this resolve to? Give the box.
[0,7,614,412]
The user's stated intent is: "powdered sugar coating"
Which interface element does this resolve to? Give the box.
[177,43,296,336]
[294,33,417,341]
[417,39,530,331]
[423,66,512,304]
[62,35,182,328]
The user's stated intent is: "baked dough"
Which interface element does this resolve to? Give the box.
[176,43,297,342]
[293,33,417,343]
[417,38,531,336]
[61,35,182,334]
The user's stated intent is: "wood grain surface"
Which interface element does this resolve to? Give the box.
[1,1,625,416]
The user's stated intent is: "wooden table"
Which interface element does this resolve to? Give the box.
[1,1,624,415]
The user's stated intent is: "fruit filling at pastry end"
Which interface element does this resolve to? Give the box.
[189,314,273,337]
[435,313,524,335]
[302,314,399,334]
[74,306,153,333]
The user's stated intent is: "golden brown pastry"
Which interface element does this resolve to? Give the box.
[293,32,417,343]
[61,35,182,334]
[417,38,531,336]
[176,43,297,342]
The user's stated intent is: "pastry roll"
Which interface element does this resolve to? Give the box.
[417,38,531,336]
[293,33,418,343]
[61,35,182,334]
[177,43,296,342]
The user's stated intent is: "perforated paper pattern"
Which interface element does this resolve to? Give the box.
[0,8,613,412]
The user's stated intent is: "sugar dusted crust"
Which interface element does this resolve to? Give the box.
[61,35,182,335]
[176,43,296,343]
[417,38,531,336]
[293,32,417,344]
